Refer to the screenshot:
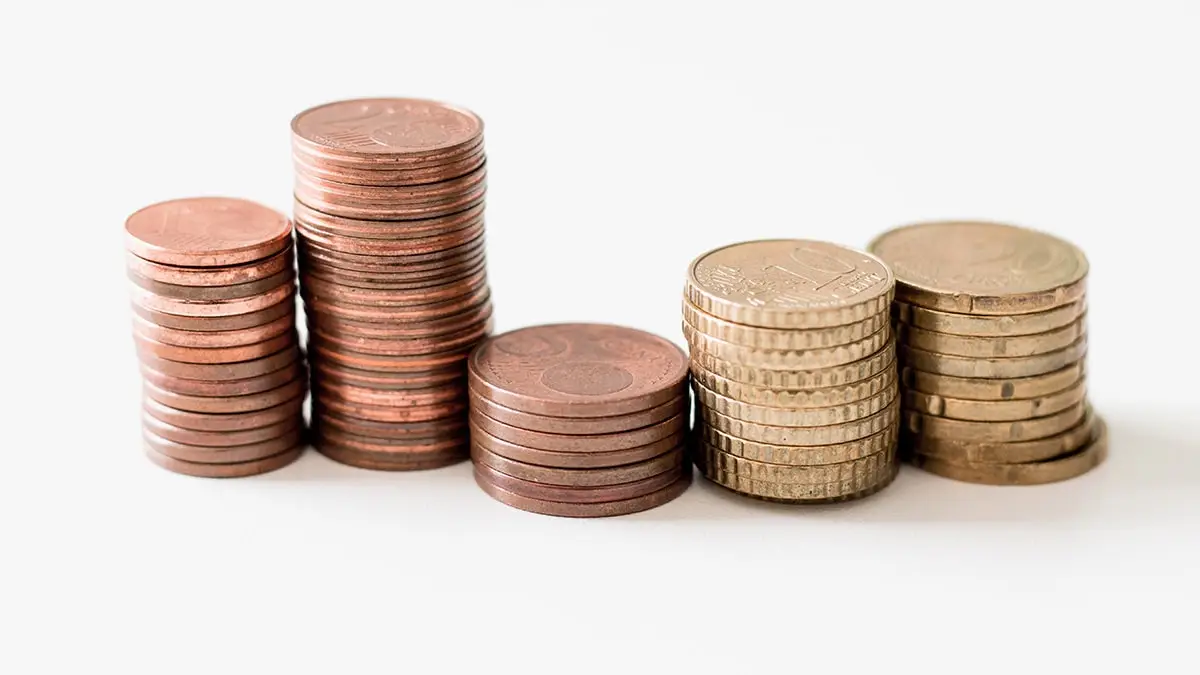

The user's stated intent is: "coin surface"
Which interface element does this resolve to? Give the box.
[126,243,293,287]
[145,428,304,464]
[899,336,1087,378]
[128,268,295,302]
[134,311,295,349]
[138,346,301,381]
[313,406,466,440]
[142,413,299,447]
[133,330,296,365]
[898,316,1086,358]
[130,282,295,318]
[131,297,295,332]
[894,299,1086,337]
[143,394,303,432]
[125,197,292,267]
[904,376,1087,421]
[471,409,686,453]
[473,468,691,518]
[140,363,304,401]
[292,98,483,165]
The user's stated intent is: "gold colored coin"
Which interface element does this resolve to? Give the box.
[906,408,1096,464]
[868,221,1088,315]
[899,336,1086,378]
[898,315,1086,358]
[698,441,894,484]
[910,416,1108,485]
[902,361,1085,401]
[690,357,896,408]
[685,239,895,329]
[691,342,896,389]
[682,300,888,350]
[701,397,899,446]
[685,323,891,370]
[693,377,896,427]
[698,421,897,465]
[894,300,1086,337]
[698,452,898,503]
[903,376,1086,422]
[905,401,1086,442]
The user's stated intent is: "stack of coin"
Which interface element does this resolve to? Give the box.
[290,98,493,471]
[468,324,691,517]
[125,197,307,477]
[869,221,1106,485]
[683,240,900,503]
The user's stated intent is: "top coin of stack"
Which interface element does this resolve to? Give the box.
[868,221,1106,485]
[290,98,493,471]
[468,324,692,518]
[683,240,900,503]
[125,197,307,478]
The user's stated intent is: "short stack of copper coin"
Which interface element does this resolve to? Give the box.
[290,98,493,471]
[683,240,900,503]
[869,221,1106,485]
[125,197,307,477]
[467,324,692,517]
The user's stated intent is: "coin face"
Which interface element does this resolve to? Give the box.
[870,221,1088,314]
[292,98,482,156]
[125,197,292,267]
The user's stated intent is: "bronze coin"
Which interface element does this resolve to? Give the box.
[295,162,485,204]
[467,389,687,435]
[126,243,294,287]
[470,409,686,453]
[310,358,464,391]
[134,330,296,364]
[314,379,464,407]
[294,181,485,221]
[132,297,295,332]
[296,233,485,271]
[471,442,686,487]
[314,436,468,471]
[312,405,467,439]
[125,197,292,267]
[301,269,486,308]
[469,323,689,418]
[301,286,489,324]
[133,311,295,349]
[145,443,303,478]
[139,345,301,381]
[295,216,484,256]
[143,393,304,432]
[309,318,489,357]
[473,468,691,518]
[143,412,300,447]
[295,146,486,187]
[470,419,686,469]
[144,376,306,415]
[474,461,683,504]
[128,267,295,301]
[140,361,304,399]
[131,282,295,318]
[316,391,466,423]
[307,298,491,338]
[146,427,303,464]
[308,337,471,372]
[294,200,484,240]
[304,256,486,291]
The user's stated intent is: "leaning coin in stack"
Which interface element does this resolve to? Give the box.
[869,221,1106,485]
[468,324,691,518]
[291,98,493,471]
[683,240,900,503]
[125,197,307,477]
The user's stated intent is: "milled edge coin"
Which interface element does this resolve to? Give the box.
[697,420,898,466]
[682,300,888,349]
[904,376,1087,422]
[473,467,691,518]
[691,341,895,389]
[696,441,895,485]
[684,322,891,370]
[690,356,896,408]
[894,299,1086,337]
[698,451,898,504]
[699,397,899,446]
[692,376,896,427]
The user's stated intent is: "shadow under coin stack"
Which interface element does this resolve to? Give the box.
[125,198,307,477]
[683,240,900,503]
[468,324,691,517]
[869,221,1105,485]
[290,98,493,471]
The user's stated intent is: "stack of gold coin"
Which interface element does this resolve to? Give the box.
[868,221,1106,485]
[683,240,900,503]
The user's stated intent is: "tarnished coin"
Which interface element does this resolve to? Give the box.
[125,197,292,267]
[134,311,295,349]
[682,300,888,349]
[131,297,295,332]
[471,409,686,453]
[475,461,683,504]
[894,300,1086,337]
[697,442,894,485]
[467,390,686,436]
[906,407,1097,464]
[470,442,685,487]
[128,268,294,301]
[692,377,896,427]
[690,357,896,408]
[126,243,293,287]
[291,97,483,166]
[470,420,686,469]
[145,428,304,464]
[899,336,1087,379]
[145,444,303,478]
[133,330,296,364]
[700,397,899,446]
[143,394,303,432]
[140,362,304,399]
[469,323,689,418]
[869,221,1088,315]
[910,416,1108,485]
[139,346,301,381]
[898,316,1086,358]
[684,322,890,370]
[904,377,1087,422]
[131,282,295,318]
[697,421,897,466]
[142,412,299,447]
[902,361,1085,401]
[474,468,691,518]
[685,240,895,328]
[691,341,895,389]
[698,453,897,504]
[904,400,1086,442]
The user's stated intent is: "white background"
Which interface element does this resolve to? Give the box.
[4,1,1198,672]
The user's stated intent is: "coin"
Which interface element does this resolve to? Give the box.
[898,316,1086,358]
[315,379,464,407]
[692,377,896,427]
[133,311,295,349]
[904,376,1087,422]
[126,243,293,287]
[468,390,686,436]
[295,145,486,186]
[294,200,485,241]
[899,336,1087,379]
[291,98,483,167]
[310,359,463,391]
[142,413,300,447]
[145,444,303,478]
[869,221,1088,315]
[305,257,486,291]
[470,420,686,469]
[143,394,303,432]
[906,407,1097,464]
[125,197,292,267]
[894,299,1086,337]
[317,392,465,424]
[901,361,1085,401]
[312,407,466,440]
[310,318,490,356]
[130,282,295,318]
[473,468,691,518]
[697,421,897,466]
[302,285,489,323]
[316,440,467,471]
[308,301,491,339]
[904,401,1086,442]
[133,330,296,364]
[691,341,895,389]
[697,441,894,485]
[140,362,304,399]
[700,397,899,446]
[474,460,683,504]
[309,339,471,372]
[682,300,888,349]
[138,345,301,381]
[684,322,891,370]
[470,443,685,487]
[131,297,295,332]
[690,357,896,408]
[145,428,304,464]
[295,215,484,255]
[698,455,897,504]
[143,375,306,415]
[128,267,295,302]
[471,409,686,453]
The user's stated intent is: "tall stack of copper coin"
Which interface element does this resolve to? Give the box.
[126,197,307,477]
[290,98,493,471]
[468,324,692,517]
[683,240,900,503]
[869,221,1105,485]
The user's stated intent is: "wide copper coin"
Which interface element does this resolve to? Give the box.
[128,267,294,302]
[131,282,295,318]
[301,269,487,308]
[467,390,686,436]
[143,375,306,415]
[307,300,491,339]
[126,243,293,287]
[142,412,300,447]
[471,409,686,453]
[474,461,682,504]
[905,407,1098,464]
[296,234,485,271]
[310,359,464,391]
[143,394,304,432]
[294,200,485,240]
[471,442,685,487]
[294,180,485,221]
[133,311,295,349]
[294,216,483,256]
[132,297,295,332]
[315,379,464,407]
[145,428,304,464]
[312,321,489,359]
[139,345,301,381]
[295,144,485,186]
[474,468,691,518]
[469,323,689,418]
[308,338,471,373]
[302,286,489,324]
[470,420,686,469]
[133,330,296,365]
[312,406,467,440]
[304,257,486,291]
[140,361,304,399]
[314,439,468,471]
[125,197,292,267]
[145,444,303,478]
[316,391,465,424]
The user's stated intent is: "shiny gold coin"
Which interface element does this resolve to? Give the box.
[869,221,1088,315]
[906,407,1096,464]
[904,376,1086,422]
[899,336,1086,379]
[698,421,898,466]
[910,416,1107,485]
[899,315,1086,358]
[682,300,888,350]
[895,300,1086,337]
[698,451,898,503]
[701,397,899,446]
[697,441,894,484]
[692,342,896,389]
[690,357,896,408]
[693,377,896,427]
[685,323,890,371]
[905,400,1086,443]
[902,361,1085,401]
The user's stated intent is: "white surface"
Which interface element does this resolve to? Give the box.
[5,1,1198,672]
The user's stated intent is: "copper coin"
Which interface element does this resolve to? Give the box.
[143,412,299,447]
[314,436,468,471]
[133,311,295,348]
[470,409,686,453]
[126,243,294,287]
[140,361,303,399]
[474,461,683,504]
[471,442,686,487]
[291,98,483,166]
[312,405,467,440]
[128,267,294,301]
[468,389,687,435]
[133,330,296,364]
[304,256,486,291]
[145,443,303,478]
[308,337,471,372]
[294,181,485,221]
[296,164,486,203]
[131,282,295,318]
[310,318,489,356]
[315,391,465,423]
[470,419,687,469]
[302,286,489,324]
[314,380,464,407]
[145,427,305,464]
[294,199,484,240]
[469,323,689,418]
[144,375,306,415]
[473,468,691,518]
[294,214,483,255]
[143,393,304,432]
[295,145,485,186]
[132,297,295,332]
[310,358,464,390]
[301,269,486,307]
[139,345,301,381]
[307,300,491,339]
[125,197,292,267]
[296,232,485,267]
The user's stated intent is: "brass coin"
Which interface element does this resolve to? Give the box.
[682,300,888,349]
[696,441,895,485]
[700,397,899,446]
[692,377,896,427]
[902,361,1085,401]
[143,393,304,432]
[684,239,895,328]
[906,407,1097,464]
[470,409,686,453]
[691,341,895,389]
[904,377,1087,422]
[899,336,1087,379]
[467,390,687,436]
[910,416,1108,485]
[140,361,304,399]
[145,428,304,464]
[473,468,691,518]
[133,311,295,349]
[698,452,898,504]
[474,461,683,504]
[697,420,898,466]
[126,243,293,288]
[128,267,295,301]
[898,315,1086,358]
[470,420,686,469]
[131,282,295,318]
[133,330,296,364]
[142,412,300,447]
[894,299,1086,337]
[145,443,303,478]
[684,323,891,371]
[470,442,685,487]
[869,221,1088,315]
[690,356,896,408]
[904,400,1086,442]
